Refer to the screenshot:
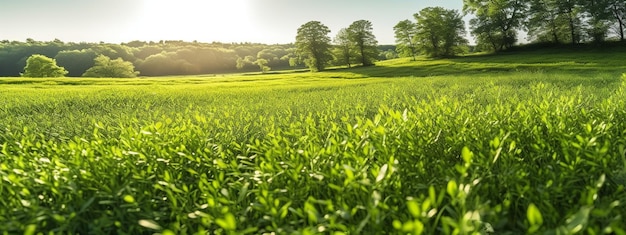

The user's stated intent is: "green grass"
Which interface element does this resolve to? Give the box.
[1,50,626,234]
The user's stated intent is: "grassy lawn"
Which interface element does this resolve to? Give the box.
[1,50,626,234]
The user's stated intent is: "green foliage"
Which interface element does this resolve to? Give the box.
[381,49,398,60]
[295,21,334,72]
[414,7,468,58]
[2,51,626,234]
[55,49,97,77]
[525,0,586,45]
[347,20,378,66]
[394,20,419,60]
[464,0,527,51]
[254,58,271,73]
[0,40,295,77]
[83,55,139,78]
[333,28,357,67]
[138,52,197,76]
[21,54,68,78]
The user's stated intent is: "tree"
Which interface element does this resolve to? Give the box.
[464,0,528,51]
[582,0,613,43]
[333,28,356,67]
[414,7,468,58]
[295,21,333,72]
[138,52,191,76]
[235,55,257,71]
[347,20,378,66]
[526,0,608,45]
[21,54,68,77]
[382,49,399,60]
[609,0,626,41]
[526,0,566,44]
[558,0,585,45]
[254,58,271,73]
[83,55,139,78]
[394,20,419,60]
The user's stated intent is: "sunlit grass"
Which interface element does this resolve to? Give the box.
[1,50,626,234]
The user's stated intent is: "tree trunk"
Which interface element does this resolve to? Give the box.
[552,30,559,44]
[614,5,625,41]
[360,43,366,65]
[569,16,576,45]
[619,20,624,42]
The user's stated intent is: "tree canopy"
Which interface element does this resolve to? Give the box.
[333,28,356,68]
[347,20,378,66]
[82,55,139,78]
[394,20,419,60]
[295,21,333,72]
[0,40,300,77]
[21,54,68,78]
[464,0,528,51]
[414,7,468,57]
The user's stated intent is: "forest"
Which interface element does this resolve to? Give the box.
[0,40,397,77]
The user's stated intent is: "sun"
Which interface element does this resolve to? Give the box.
[133,0,251,42]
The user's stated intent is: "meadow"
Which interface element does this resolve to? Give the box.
[1,49,626,234]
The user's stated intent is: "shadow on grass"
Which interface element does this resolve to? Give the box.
[335,61,527,78]
[339,50,626,79]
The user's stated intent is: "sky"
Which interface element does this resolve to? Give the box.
[0,0,465,45]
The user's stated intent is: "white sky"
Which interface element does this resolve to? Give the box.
[0,0,466,45]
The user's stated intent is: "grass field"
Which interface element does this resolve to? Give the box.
[1,49,626,234]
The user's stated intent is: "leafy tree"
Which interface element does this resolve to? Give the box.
[295,21,333,72]
[414,7,468,58]
[333,28,356,68]
[83,55,138,78]
[558,0,585,45]
[526,0,566,43]
[382,49,398,60]
[93,44,136,62]
[394,20,419,60]
[256,49,277,62]
[254,58,271,73]
[236,55,258,71]
[257,48,290,68]
[236,57,248,70]
[525,0,592,45]
[347,20,378,66]
[134,45,163,60]
[21,54,68,77]
[582,0,613,43]
[464,0,528,51]
[138,52,190,76]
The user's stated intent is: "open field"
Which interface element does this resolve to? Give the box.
[1,50,626,234]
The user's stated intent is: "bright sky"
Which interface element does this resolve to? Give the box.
[0,0,464,45]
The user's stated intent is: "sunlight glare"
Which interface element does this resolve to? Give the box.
[134,0,251,42]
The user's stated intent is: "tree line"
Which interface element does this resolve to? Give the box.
[1,34,394,77]
[465,0,626,51]
[392,0,626,59]
[0,40,307,77]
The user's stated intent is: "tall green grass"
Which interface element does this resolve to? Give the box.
[1,54,626,234]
